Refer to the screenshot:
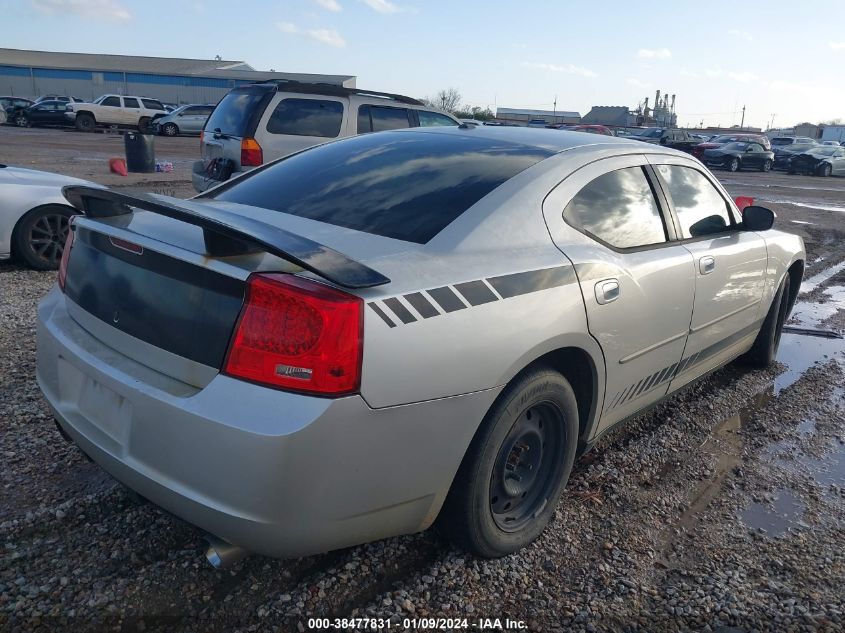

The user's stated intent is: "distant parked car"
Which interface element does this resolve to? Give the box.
[702,141,774,172]
[563,124,614,136]
[0,165,93,269]
[772,143,817,171]
[692,133,772,159]
[821,140,841,146]
[14,100,75,128]
[193,80,458,192]
[151,104,215,136]
[526,119,548,128]
[33,95,84,105]
[64,94,167,132]
[459,119,485,126]
[770,136,817,148]
[630,128,699,152]
[1,96,34,123]
[787,146,845,177]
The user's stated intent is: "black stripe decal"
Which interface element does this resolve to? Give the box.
[624,380,645,404]
[383,298,416,324]
[635,373,656,397]
[486,265,575,299]
[454,280,498,306]
[644,370,663,392]
[428,286,467,313]
[404,292,439,319]
[368,302,396,328]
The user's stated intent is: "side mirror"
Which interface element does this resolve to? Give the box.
[742,205,775,231]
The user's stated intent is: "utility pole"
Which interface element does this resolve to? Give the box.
[769,113,776,130]
[553,95,557,125]
[740,105,746,129]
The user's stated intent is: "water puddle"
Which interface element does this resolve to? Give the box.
[741,490,806,536]
[790,220,814,225]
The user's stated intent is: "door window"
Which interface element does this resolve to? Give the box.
[418,111,457,127]
[123,97,140,108]
[655,165,733,238]
[266,98,343,137]
[358,105,412,133]
[141,99,164,110]
[100,96,120,107]
[563,167,667,249]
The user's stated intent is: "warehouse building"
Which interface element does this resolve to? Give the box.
[495,107,580,126]
[0,48,355,105]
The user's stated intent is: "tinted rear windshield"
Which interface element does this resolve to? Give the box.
[208,131,553,243]
[204,87,271,137]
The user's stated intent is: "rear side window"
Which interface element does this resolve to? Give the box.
[123,97,139,108]
[266,98,343,137]
[209,131,552,244]
[357,105,411,133]
[563,167,667,249]
[100,96,120,107]
[141,99,164,110]
[655,165,732,238]
[205,88,272,137]
[418,111,457,127]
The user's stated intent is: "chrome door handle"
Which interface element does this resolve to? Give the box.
[595,279,620,305]
[699,256,716,275]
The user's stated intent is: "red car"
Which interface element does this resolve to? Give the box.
[563,124,615,136]
[692,133,771,159]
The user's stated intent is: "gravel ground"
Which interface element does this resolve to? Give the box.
[1,128,844,632]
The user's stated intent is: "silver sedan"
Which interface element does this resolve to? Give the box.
[0,165,93,269]
[37,127,804,565]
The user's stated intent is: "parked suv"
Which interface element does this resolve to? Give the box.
[192,81,459,192]
[65,94,167,132]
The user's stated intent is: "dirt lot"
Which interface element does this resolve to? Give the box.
[1,126,844,632]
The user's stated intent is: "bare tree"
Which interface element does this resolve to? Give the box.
[423,88,462,113]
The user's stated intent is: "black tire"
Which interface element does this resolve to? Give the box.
[438,368,579,557]
[744,275,791,368]
[12,205,76,270]
[787,168,796,175]
[75,113,95,132]
[162,122,179,137]
[760,159,772,172]
[729,157,740,172]
[15,114,28,127]
[819,164,832,177]
[138,117,152,133]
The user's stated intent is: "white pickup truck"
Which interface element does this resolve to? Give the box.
[65,94,167,132]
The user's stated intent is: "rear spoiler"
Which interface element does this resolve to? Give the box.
[62,185,391,289]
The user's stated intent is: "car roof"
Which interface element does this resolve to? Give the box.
[397,124,650,154]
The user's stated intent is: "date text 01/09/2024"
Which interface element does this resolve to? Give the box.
[306,617,528,630]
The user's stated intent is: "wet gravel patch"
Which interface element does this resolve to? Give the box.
[2,253,844,632]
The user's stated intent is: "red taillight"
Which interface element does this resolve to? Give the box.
[240,137,263,166]
[57,216,77,292]
[224,273,363,396]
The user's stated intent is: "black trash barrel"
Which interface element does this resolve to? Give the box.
[124,132,155,173]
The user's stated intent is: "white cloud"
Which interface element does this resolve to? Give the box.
[728,29,753,41]
[637,48,672,59]
[360,0,399,13]
[728,71,757,83]
[307,28,346,47]
[705,68,723,78]
[830,41,845,50]
[626,78,648,88]
[314,0,342,11]
[680,68,700,78]
[277,22,346,47]
[31,0,130,21]
[521,61,597,78]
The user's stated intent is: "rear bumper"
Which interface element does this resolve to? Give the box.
[191,159,228,193]
[37,287,498,557]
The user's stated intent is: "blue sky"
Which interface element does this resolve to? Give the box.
[2,0,844,128]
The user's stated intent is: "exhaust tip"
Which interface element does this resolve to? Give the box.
[204,535,248,569]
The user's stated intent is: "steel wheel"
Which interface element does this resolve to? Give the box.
[489,402,564,532]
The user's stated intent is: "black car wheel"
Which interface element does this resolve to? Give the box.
[438,367,579,557]
[12,205,76,270]
[15,114,28,127]
[162,123,179,137]
[744,274,791,368]
[75,113,95,132]
[819,164,832,177]
[729,157,740,172]
[138,117,152,133]
[761,160,772,172]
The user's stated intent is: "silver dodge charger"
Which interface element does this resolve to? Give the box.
[36,127,805,565]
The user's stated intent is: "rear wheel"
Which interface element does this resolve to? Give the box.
[15,113,28,127]
[744,275,791,368]
[162,122,179,137]
[12,205,76,270]
[438,368,579,557]
[75,113,95,132]
[138,117,152,133]
[729,157,740,172]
